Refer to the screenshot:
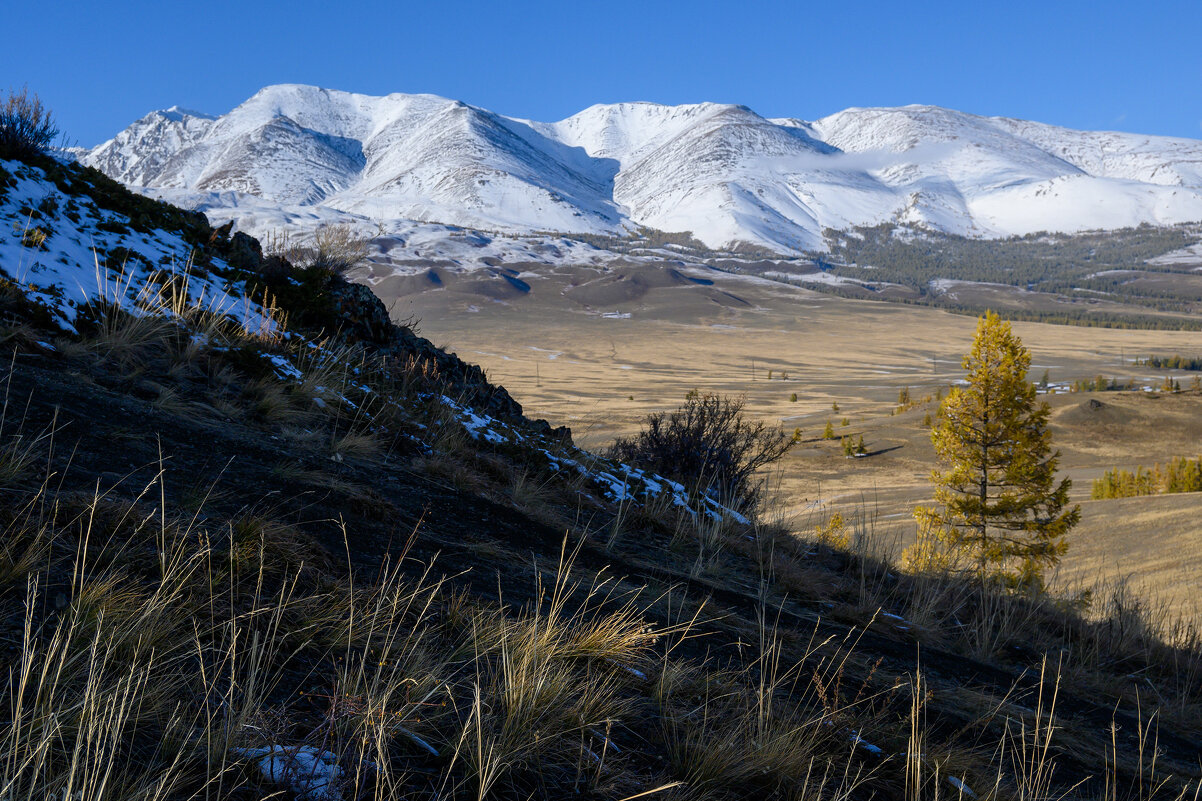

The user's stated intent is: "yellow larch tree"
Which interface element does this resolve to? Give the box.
[909,312,1080,587]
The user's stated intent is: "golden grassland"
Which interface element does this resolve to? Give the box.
[393,271,1202,618]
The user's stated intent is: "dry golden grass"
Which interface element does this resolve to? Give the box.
[0,458,672,800]
[395,272,1202,619]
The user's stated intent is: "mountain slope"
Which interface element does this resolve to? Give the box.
[4,144,1202,799]
[83,86,1202,253]
[85,106,217,187]
[88,85,625,235]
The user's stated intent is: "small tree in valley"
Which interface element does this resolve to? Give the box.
[910,312,1080,587]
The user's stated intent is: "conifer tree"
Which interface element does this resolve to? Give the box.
[912,312,1080,586]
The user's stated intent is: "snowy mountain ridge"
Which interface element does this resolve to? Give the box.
[83,84,1202,254]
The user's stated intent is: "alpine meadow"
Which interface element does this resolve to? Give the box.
[4,10,1202,798]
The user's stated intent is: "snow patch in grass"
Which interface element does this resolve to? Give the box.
[233,745,344,800]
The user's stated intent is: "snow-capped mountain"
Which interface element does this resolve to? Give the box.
[83,85,1202,253]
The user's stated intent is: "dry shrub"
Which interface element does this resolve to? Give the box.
[0,86,58,158]
[609,391,793,514]
[277,223,372,276]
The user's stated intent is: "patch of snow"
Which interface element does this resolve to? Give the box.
[439,395,509,444]
[947,776,977,799]
[0,159,273,334]
[234,745,344,800]
[1082,269,1137,280]
[267,354,303,380]
[850,731,883,755]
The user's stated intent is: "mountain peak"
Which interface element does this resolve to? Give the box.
[82,87,1202,254]
[158,106,216,122]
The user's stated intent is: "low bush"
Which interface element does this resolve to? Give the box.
[278,223,372,276]
[608,391,792,513]
[0,87,59,159]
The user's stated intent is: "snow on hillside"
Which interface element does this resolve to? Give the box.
[82,86,1202,255]
[0,156,751,532]
[136,185,623,274]
[88,85,626,238]
[87,107,217,188]
[0,158,270,332]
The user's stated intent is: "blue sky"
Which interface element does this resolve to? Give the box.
[6,0,1200,146]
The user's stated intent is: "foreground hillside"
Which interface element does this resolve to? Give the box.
[84,84,1202,253]
[2,151,1202,800]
